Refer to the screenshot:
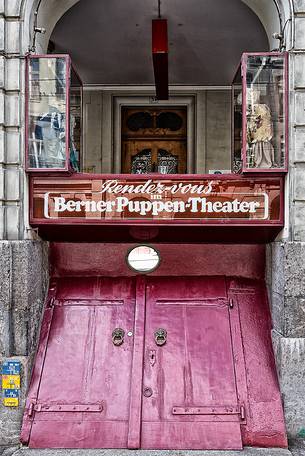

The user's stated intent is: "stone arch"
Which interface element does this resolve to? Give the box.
[20,0,81,53]
[20,0,293,55]
[242,0,282,49]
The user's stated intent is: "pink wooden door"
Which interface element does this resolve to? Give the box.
[21,275,244,450]
[21,278,136,448]
[141,277,243,450]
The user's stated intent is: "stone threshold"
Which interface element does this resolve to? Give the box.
[2,447,294,456]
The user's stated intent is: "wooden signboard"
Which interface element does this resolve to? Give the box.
[30,175,283,226]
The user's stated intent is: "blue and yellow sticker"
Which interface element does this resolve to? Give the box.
[2,374,20,389]
[2,361,21,375]
[3,389,19,407]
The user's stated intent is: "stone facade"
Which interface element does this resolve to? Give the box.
[268,0,305,443]
[267,243,305,439]
[0,0,305,450]
[0,241,48,446]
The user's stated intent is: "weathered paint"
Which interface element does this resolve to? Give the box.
[20,244,287,449]
[141,277,242,449]
[50,243,266,280]
[22,278,136,448]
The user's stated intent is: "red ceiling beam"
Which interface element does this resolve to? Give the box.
[152,19,169,100]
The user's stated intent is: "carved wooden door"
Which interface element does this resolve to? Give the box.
[122,108,187,174]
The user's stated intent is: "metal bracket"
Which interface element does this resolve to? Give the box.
[28,402,103,416]
[47,297,55,308]
[172,404,246,421]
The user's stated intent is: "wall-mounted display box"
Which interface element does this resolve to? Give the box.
[26,54,82,172]
[232,52,288,173]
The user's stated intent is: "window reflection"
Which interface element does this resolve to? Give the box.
[245,55,285,169]
[28,57,67,169]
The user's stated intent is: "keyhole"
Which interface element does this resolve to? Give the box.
[149,349,156,366]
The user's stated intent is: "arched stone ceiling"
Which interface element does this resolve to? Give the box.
[50,0,269,85]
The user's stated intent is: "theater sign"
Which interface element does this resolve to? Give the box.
[31,175,283,227]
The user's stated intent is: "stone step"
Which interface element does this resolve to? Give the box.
[5,447,293,456]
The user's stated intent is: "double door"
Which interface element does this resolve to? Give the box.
[121,107,187,174]
[21,276,245,449]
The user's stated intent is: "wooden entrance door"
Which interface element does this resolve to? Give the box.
[21,278,136,448]
[122,107,187,174]
[21,276,244,449]
[141,277,243,449]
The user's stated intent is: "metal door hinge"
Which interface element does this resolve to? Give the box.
[229,298,234,309]
[28,400,37,418]
[172,404,246,421]
[28,401,103,417]
[240,404,246,420]
[47,297,55,308]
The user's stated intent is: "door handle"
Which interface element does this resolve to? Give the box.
[112,328,125,346]
[154,328,167,346]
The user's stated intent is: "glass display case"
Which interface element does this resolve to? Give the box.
[26,55,82,172]
[232,52,288,173]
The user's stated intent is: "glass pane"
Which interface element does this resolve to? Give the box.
[232,68,243,173]
[127,112,153,131]
[131,149,152,174]
[245,55,285,169]
[70,67,82,171]
[156,112,183,131]
[28,57,67,169]
[157,149,178,174]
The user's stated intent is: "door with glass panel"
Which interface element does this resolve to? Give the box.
[122,107,187,174]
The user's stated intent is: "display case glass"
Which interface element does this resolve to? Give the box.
[232,52,288,173]
[26,55,82,172]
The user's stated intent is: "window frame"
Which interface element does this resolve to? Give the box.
[238,52,289,174]
[25,54,83,173]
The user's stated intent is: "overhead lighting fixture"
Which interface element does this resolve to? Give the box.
[152,0,169,100]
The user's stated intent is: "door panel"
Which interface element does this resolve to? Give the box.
[122,140,186,174]
[22,276,244,450]
[121,107,187,174]
[23,278,136,449]
[141,277,243,450]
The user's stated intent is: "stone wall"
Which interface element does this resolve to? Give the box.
[0,241,48,446]
[266,0,305,442]
[0,0,24,240]
[267,242,305,440]
[291,1,305,242]
[0,0,305,449]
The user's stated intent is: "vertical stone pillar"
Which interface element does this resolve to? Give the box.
[267,243,305,440]
[0,2,49,445]
[267,0,305,442]
[0,0,24,240]
[0,241,48,445]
